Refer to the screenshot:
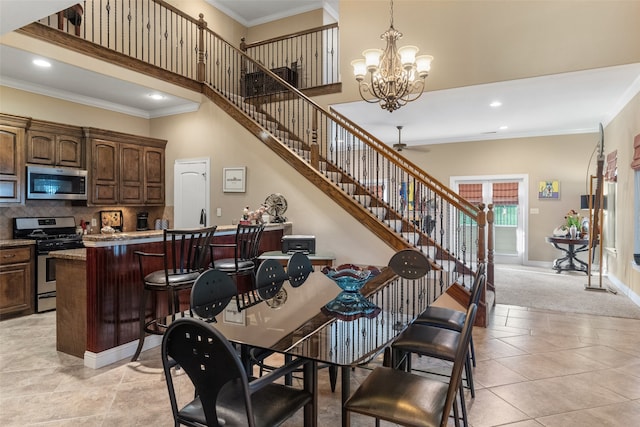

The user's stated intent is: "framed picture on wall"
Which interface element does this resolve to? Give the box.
[223,167,246,193]
[538,180,560,199]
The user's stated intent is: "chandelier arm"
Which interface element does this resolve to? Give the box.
[402,79,427,103]
[358,81,385,104]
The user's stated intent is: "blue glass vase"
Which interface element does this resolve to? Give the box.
[321,264,381,320]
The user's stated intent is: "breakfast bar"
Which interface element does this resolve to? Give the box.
[52,223,291,368]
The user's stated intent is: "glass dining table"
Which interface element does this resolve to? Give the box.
[212,267,444,427]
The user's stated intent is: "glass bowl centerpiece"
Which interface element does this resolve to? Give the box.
[321,264,381,320]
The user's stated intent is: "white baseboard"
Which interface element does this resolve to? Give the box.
[83,335,162,369]
[607,273,640,308]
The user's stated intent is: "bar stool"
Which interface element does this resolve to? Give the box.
[131,225,217,362]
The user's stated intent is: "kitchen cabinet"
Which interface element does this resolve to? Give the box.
[0,114,28,204]
[0,244,35,319]
[85,128,166,206]
[144,146,165,205]
[26,120,83,168]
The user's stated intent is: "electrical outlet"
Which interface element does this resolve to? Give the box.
[216,208,222,217]
[91,218,97,226]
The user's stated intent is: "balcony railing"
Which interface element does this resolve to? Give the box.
[240,24,340,92]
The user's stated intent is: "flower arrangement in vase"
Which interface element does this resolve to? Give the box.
[564,209,583,239]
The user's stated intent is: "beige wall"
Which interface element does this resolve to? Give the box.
[246,9,325,43]
[151,96,393,266]
[602,93,640,300]
[334,0,640,106]
[165,0,247,48]
[0,86,150,135]
[405,133,599,262]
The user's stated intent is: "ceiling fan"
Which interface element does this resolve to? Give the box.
[392,125,430,152]
[393,126,407,151]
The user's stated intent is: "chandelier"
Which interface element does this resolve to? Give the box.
[351,0,433,112]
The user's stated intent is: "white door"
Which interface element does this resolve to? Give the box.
[174,158,210,228]
[452,175,528,264]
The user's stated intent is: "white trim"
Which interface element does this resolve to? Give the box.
[83,335,162,369]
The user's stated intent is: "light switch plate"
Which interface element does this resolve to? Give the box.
[216,208,222,217]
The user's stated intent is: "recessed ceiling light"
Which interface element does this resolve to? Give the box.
[148,93,165,100]
[32,59,51,68]
[489,101,502,108]
[499,125,508,130]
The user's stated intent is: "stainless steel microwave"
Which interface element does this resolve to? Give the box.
[26,165,88,200]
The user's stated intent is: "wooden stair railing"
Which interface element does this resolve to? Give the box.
[19,0,494,325]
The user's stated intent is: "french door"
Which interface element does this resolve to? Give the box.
[452,175,528,264]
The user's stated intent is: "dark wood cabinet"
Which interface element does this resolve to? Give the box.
[0,245,35,319]
[244,66,297,97]
[90,138,119,205]
[120,143,144,205]
[26,120,83,168]
[85,128,166,206]
[0,114,28,204]
[144,146,165,205]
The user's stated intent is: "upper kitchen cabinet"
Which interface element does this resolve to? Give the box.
[26,120,83,168]
[84,128,166,206]
[144,146,165,205]
[0,114,28,205]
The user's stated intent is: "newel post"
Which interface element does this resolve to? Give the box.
[486,204,495,300]
[197,14,207,83]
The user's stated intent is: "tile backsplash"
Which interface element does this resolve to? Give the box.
[1,201,173,239]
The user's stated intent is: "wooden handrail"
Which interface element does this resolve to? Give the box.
[330,108,479,219]
[241,23,339,50]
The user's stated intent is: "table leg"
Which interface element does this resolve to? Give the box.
[341,365,351,427]
[303,360,318,427]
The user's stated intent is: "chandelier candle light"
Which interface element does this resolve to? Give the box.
[351,0,433,112]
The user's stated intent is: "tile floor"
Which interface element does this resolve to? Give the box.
[1,303,640,426]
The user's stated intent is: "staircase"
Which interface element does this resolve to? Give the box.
[17,0,495,326]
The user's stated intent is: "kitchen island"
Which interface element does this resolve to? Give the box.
[52,223,292,368]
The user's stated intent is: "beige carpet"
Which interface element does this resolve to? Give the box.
[494,264,640,319]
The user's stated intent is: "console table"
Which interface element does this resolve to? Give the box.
[545,236,596,274]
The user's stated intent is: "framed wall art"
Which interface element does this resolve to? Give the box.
[538,180,560,199]
[223,167,246,193]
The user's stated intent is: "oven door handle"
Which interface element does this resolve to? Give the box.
[39,292,56,299]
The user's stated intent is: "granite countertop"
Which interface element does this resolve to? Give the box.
[48,248,86,261]
[82,222,292,247]
[0,239,36,249]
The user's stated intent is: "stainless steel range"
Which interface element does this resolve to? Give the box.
[13,217,85,313]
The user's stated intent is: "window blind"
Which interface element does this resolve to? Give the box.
[458,183,483,205]
[492,182,519,204]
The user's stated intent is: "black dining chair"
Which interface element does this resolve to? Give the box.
[413,262,486,367]
[161,317,315,427]
[131,225,217,362]
[345,304,478,427]
[390,274,486,427]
